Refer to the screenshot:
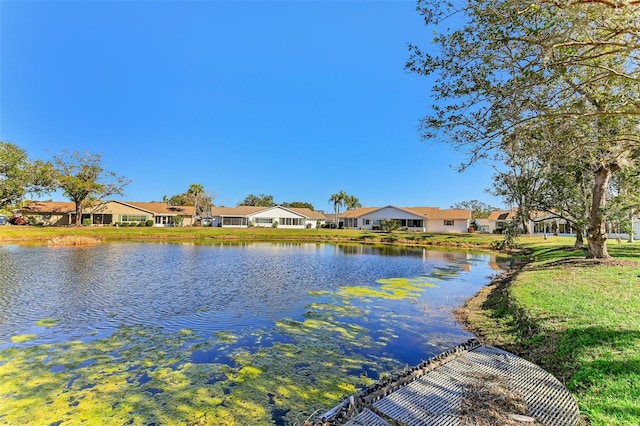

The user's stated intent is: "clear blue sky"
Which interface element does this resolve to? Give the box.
[0,0,503,211]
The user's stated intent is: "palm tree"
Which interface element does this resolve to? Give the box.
[345,195,361,211]
[329,190,347,228]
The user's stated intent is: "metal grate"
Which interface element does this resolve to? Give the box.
[343,409,391,426]
[315,339,579,426]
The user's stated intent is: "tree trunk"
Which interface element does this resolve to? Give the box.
[629,209,635,243]
[574,228,584,249]
[587,167,614,259]
[75,201,82,227]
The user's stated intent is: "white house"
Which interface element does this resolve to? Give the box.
[339,206,471,233]
[210,206,329,229]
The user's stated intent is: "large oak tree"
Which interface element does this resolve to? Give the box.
[0,141,56,208]
[54,151,130,226]
[408,0,640,258]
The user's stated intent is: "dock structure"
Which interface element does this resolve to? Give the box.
[313,339,579,426]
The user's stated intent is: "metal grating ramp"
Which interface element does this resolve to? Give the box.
[343,408,391,426]
[315,339,579,426]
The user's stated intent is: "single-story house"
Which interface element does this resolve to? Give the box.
[339,206,472,233]
[19,201,195,227]
[210,205,329,229]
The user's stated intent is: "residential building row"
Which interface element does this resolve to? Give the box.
[16,201,474,232]
[17,201,638,238]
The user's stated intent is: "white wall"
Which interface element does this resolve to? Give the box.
[250,207,307,228]
[353,207,426,231]
[425,219,469,233]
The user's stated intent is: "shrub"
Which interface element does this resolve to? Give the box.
[82,218,92,226]
[272,221,279,228]
[145,220,154,227]
[380,218,400,233]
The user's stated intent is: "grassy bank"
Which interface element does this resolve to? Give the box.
[0,225,503,249]
[457,238,640,425]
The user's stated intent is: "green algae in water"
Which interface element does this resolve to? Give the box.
[10,334,37,343]
[0,315,387,425]
[214,330,238,345]
[36,318,61,327]
[0,275,440,425]
[337,276,437,300]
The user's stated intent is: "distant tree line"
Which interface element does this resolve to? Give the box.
[237,193,316,211]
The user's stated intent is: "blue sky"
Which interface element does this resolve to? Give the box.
[1,0,503,211]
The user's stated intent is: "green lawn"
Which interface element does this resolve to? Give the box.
[460,236,640,425]
[0,225,504,249]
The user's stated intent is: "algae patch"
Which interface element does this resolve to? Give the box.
[336,277,437,301]
[36,318,61,327]
[10,334,37,343]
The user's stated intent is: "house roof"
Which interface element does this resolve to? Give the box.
[211,206,270,217]
[211,205,328,220]
[340,206,471,220]
[287,207,329,220]
[19,201,195,216]
[340,207,380,218]
[487,210,517,221]
[418,208,471,220]
[20,201,76,214]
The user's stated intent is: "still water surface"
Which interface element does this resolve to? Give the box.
[0,242,503,425]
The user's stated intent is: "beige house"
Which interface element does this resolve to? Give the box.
[19,201,195,227]
[340,206,472,233]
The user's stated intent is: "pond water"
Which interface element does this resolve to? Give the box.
[0,242,503,425]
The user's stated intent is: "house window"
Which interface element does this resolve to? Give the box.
[365,219,370,225]
[223,217,247,226]
[121,215,147,223]
[279,218,303,226]
[444,220,454,226]
[156,216,172,225]
[344,218,358,228]
[255,218,273,224]
[408,219,423,228]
